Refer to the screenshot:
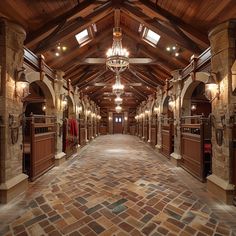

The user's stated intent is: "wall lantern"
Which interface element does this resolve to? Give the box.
[168,96,175,112]
[191,104,197,112]
[205,73,220,101]
[61,93,68,110]
[15,67,30,100]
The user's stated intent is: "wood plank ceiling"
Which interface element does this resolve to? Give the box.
[1,0,236,110]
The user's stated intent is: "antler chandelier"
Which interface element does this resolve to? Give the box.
[112,73,124,95]
[106,27,129,73]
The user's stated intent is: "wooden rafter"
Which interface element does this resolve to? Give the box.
[26,0,98,46]
[34,2,113,54]
[122,4,201,54]
[138,0,209,47]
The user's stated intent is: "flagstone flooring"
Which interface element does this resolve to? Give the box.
[0,135,236,236]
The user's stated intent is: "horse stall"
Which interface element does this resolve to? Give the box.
[23,115,56,181]
[161,118,174,157]
[180,115,212,181]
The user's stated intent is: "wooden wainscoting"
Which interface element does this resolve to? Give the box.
[161,124,173,158]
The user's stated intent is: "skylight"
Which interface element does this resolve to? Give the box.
[142,28,160,47]
[75,29,89,45]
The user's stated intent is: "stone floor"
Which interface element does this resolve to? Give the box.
[0,135,236,236]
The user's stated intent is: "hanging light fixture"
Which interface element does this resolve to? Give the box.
[112,73,124,95]
[205,73,220,101]
[115,105,122,113]
[114,95,123,105]
[106,27,129,73]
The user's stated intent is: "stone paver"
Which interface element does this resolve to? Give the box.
[0,135,235,235]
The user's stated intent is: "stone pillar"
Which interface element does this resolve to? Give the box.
[207,20,236,204]
[54,71,66,165]
[0,18,28,203]
[170,70,182,165]
[108,112,113,134]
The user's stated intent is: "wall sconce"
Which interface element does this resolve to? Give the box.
[109,116,112,121]
[42,104,46,111]
[191,104,197,112]
[168,96,175,112]
[124,117,128,121]
[60,93,68,110]
[145,110,150,116]
[97,115,101,120]
[15,67,30,100]
[205,73,220,101]
[76,105,82,114]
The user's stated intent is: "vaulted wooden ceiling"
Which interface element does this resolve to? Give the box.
[1,0,236,110]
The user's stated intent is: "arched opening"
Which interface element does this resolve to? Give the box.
[22,81,56,181]
[62,95,78,157]
[160,95,174,158]
[180,79,212,181]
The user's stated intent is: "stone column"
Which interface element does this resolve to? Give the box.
[170,70,182,165]
[54,71,66,165]
[207,20,236,204]
[0,18,28,203]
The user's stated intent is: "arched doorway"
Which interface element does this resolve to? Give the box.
[160,95,174,158]
[62,95,78,157]
[180,79,212,181]
[23,81,56,181]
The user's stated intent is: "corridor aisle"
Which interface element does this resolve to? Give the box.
[0,135,236,235]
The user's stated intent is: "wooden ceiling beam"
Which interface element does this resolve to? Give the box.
[77,70,108,89]
[25,0,98,46]
[138,0,209,47]
[126,68,161,88]
[122,4,201,54]
[50,27,112,68]
[34,2,113,54]
[122,26,185,68]
[129,66,165,86]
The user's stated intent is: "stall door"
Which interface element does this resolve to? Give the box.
[113,114,123,134]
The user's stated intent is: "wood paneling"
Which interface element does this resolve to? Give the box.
[151,127,157,147]
[161,124,173,158]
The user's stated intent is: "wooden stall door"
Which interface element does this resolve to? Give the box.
[161,124,173,157]
[151,127,156,147]
[31,131,55,181]
[113,114,123,134]
[181,132,202,180]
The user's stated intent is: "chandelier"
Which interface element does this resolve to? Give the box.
[106,27,129,73]
[115,105,122,113]
[114,95,122,105]
[112,73,124,95]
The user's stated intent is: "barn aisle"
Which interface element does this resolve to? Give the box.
[0,135,235,236]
